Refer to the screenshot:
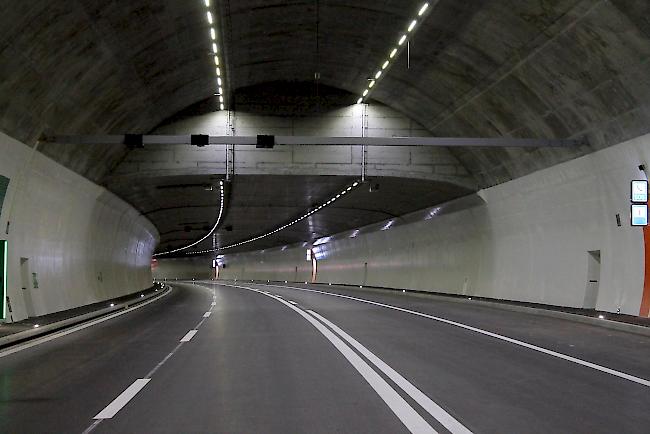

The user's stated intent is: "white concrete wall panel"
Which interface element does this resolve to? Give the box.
[220,133,650,316]
[152,258,213,281]
[0,132,158,321]
[117,105,476,190]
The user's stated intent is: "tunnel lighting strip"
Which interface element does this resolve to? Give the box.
[356,2,434,104]
[153,181,225,257]
[187,180,362,255]
[204,0,226,110]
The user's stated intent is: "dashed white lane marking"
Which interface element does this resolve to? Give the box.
[180,330,198,342]
[93,379,150,419]
[211,302,217,306]
[309,310,472,434]
[203,311,212,318]
[224,283,437,434]
[289,301,298,305]
[260,283,650,388]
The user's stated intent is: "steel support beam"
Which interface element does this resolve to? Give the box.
[44,135,585,147]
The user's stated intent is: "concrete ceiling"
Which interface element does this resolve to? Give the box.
[110,174,471,255]
[2,0,650,254]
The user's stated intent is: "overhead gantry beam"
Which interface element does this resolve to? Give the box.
[43,135,586,148]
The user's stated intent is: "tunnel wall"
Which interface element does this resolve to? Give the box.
[0,131,159,322]
[219,132,650,316]
[153,258,214,281]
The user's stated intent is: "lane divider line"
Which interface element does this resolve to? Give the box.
[0,287,173,359]
[218,283,438,434]
[257,282,650,388]
[82,283,216,433]
[181,330,198,342]
[289,301,298,305]
[203,311,212,318]
[93,379,150,419]
[308,310,472,434]
[211,302,217,306]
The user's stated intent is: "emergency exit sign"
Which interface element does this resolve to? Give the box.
[632,180,648,203]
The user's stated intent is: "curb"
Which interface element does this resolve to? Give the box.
[232,280,650,338]
[0,285,171,349]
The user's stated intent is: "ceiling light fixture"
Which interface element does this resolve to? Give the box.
[203,0,226,110]
[153,181,226,257]
[186,181,362,255]
[356,2,434,104]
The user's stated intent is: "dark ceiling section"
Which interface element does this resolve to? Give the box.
[109,174,472,256]
[0,0,218,182]
[215,175,471,254]
[156,82,356,127]
[368,0,650,186]
[109,174,226,248]
[225,0,423,97]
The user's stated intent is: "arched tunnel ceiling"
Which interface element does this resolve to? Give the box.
[2,0,650,254]
[1,0,649,186]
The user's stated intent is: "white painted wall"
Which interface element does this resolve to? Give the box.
[153,257,213,281]
[219,132,650,316]
[111,105,475,189]
[0,131,159,322]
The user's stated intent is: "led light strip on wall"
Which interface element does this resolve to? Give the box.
[188,180,362,255]
[357,2,434,104]
[153,181,225,257]
[204,0,226,110]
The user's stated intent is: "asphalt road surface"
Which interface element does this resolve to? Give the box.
[1,280,649,433]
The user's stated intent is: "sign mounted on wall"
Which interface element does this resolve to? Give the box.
[631,180,648,203]
[631,204,648,226]
[1,240,7,320]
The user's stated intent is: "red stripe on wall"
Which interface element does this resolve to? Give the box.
[641,225,650,317]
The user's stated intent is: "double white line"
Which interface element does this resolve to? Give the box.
[228,283,472,434]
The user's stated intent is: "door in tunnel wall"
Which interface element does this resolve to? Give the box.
[20,257,35,317]
[583,250,601,309]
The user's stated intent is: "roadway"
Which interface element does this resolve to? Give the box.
[0,280,648,433]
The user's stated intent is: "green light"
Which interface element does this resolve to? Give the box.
[1,240,6,320]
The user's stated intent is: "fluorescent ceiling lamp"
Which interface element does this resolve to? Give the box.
[212,43,218,53]
[204,0,210,6]
[207,11,213,24]
[357,2,434,104]
[210,28,216,40]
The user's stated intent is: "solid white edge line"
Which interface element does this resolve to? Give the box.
[0,288,173,359]
[180,330,198,342]
[204,311,212,318]
[93,379,150,419]
[309,310,472,434]
[222,283,437,434]
[260,283,650,388]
